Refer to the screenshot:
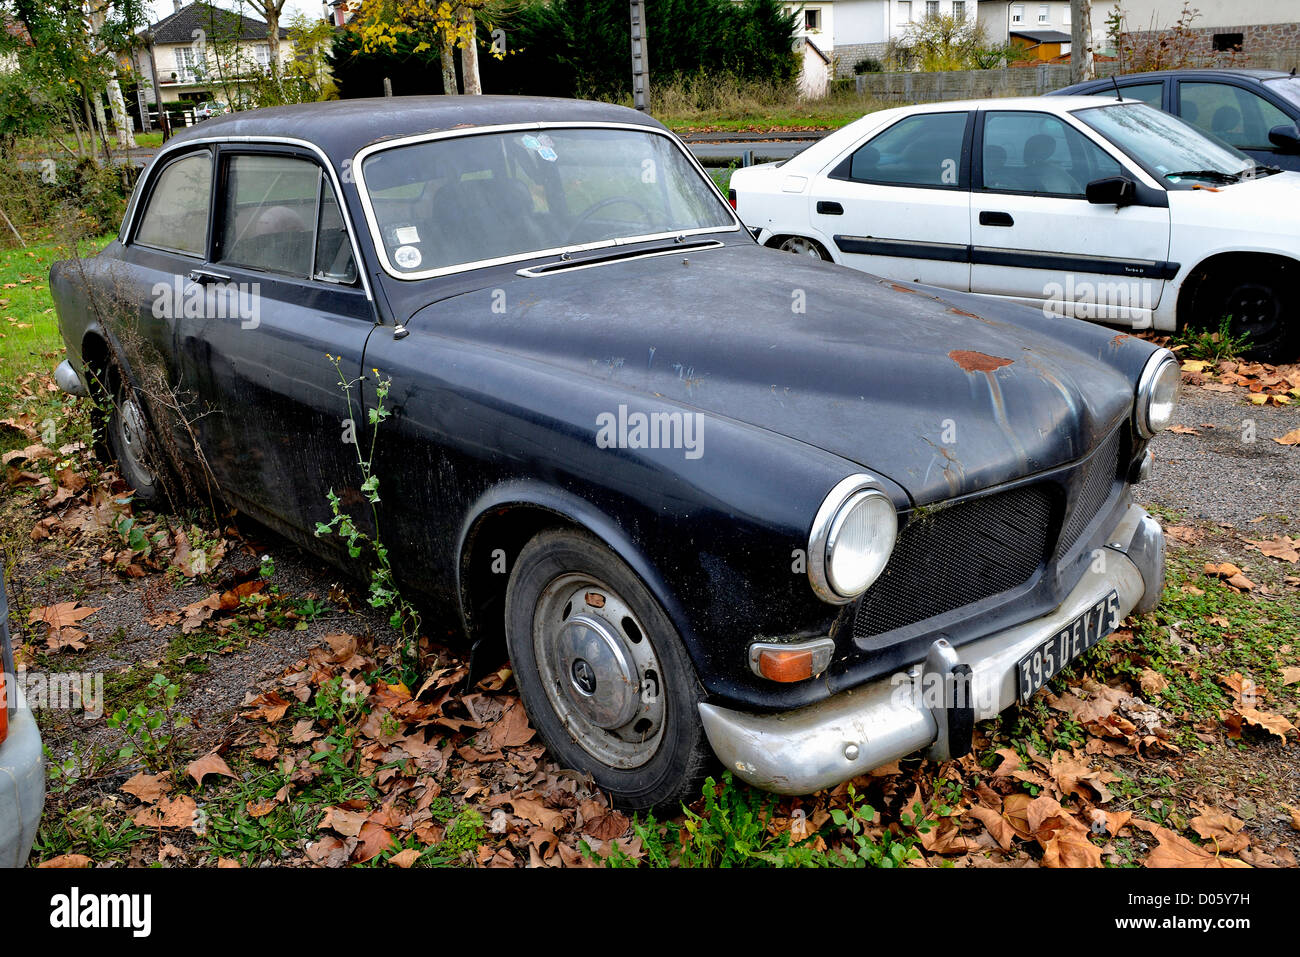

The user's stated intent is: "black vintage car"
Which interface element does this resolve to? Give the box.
[50,96,1175,808]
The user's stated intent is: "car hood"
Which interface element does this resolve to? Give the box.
[411,243,1147,505]
[1170,170,1300,238]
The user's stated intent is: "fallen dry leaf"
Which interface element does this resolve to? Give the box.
[187,752,236,787]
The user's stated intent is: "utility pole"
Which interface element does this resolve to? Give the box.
[1070,0,1095,83]
[629,0,649,112]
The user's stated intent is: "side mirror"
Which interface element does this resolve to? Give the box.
[1267,123,1300,153]
[1086,176,1137,207]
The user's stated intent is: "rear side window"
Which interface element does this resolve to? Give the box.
[134,153,212,256]
[843,112,969,188]
[1119,82,1163,107]
[219,154,320,277]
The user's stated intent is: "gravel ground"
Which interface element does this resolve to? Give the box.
[1142,386,1299,536]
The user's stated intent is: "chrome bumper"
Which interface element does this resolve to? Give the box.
[0,687,46,867]
[699,503,1164,795]
[54,359,88,397]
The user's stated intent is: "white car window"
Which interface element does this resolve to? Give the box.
[840,112,968,188]
[134,152,212,256]
[981,111,1122,197]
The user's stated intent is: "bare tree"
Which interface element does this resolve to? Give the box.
[1070,0,1095,83]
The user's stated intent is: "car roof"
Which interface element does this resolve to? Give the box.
[163,95,666,161]
[1054,68,1293,90]
[863,94,1140,116]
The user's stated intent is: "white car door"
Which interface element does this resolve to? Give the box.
[968,109,1173,325]
[810,110,973,290]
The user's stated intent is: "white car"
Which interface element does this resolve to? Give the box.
[731,96,1298,362]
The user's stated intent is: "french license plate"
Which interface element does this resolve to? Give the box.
[1017,590,1121,702]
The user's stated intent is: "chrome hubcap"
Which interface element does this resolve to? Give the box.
[780,237,822,259]
[117,396,155,486]
[533,574,665,768]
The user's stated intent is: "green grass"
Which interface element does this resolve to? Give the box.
[0,236,111,379]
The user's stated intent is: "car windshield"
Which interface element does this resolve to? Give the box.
[1262,75,1300,110]
[1074,101,1257,185]
[360,126,736,275]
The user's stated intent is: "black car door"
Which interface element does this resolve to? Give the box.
[173,145,376,541]
[112,147,216,466]
[1173,77,1300,171]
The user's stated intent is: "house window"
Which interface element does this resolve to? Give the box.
[952,1,966,20]
[254,43,271,69]
[175,46,204,81]
[1038,4,1049,23]
[899,1,912,23]
[804,8,820,31]
[926,0,939,18]
[1213,32,1243,52]
[1011,4,1024,24]
[1063,6,1070,24]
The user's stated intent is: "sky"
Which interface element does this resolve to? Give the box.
[143,0,329,29]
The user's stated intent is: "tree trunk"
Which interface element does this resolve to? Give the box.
[90,93,112,164]
[441,32,459,94]
[266,9,282,86]
[107,75,138,150]
[459,9,482,94]
[1070,0,1095,84]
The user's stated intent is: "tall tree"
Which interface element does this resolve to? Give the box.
[245,0,287,84]
[1070,0,1095,83]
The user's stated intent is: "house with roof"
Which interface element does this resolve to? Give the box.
[134,0,291,106]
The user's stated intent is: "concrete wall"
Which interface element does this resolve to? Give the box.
[850,48,1300,102]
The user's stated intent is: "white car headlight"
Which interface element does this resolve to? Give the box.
[809,477,897,604]
[1135,349,1180,438]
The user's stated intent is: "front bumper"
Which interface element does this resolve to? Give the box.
[699,503,1164,794]
[54,359,88,397]
[0,688,46,867]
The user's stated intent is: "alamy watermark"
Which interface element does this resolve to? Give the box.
[595,404,704,460]
[152,276,261,330]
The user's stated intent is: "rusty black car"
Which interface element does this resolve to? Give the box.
[50,97,1176,808]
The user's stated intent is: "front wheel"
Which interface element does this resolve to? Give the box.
[1195,267,1295,363]
[504,529,714,810]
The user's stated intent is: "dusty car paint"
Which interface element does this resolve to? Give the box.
[50,97,1166,722]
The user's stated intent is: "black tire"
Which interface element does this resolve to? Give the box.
[1194,265,1295,364]
[104,370,163,504]
[504,528,714,810]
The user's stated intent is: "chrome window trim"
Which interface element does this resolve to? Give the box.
[122,134,374,304]
[350,121,744,282]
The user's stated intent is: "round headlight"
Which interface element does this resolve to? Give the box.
[809,477,897,604]
[1136,350,1180,438]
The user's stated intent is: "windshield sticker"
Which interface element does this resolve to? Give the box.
[521,133,558,162]
[394,245,422,269]
[394,225,421,245]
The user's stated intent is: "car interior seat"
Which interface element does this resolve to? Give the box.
[1023,134,1079,194]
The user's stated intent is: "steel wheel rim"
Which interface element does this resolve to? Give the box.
[532,572,666,769]
[780,237,822,259]
[116,396,155,487]
[1226,283,1281,345]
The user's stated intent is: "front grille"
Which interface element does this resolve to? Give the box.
[1056,427,1123,556]
[852,484,1056,644]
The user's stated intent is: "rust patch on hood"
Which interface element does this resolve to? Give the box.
[947,306,982,319]
[948,349,1013,373]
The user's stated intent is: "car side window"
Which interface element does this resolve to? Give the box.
[1178,81,1290,150]
[1119,82,1163,107]
[981,111,1122,197]
[314,181,358,284]
[219,154,320,277]
[134,152,212,256]
[842,112,968,188]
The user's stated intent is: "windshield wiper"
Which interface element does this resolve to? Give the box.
[1163,169,1242,183]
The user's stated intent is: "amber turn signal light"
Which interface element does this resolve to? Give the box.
[749,638,835,683]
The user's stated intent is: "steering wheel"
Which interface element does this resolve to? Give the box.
[566,196,655,244]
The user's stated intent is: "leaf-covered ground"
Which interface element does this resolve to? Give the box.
[3,239,1298,868]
